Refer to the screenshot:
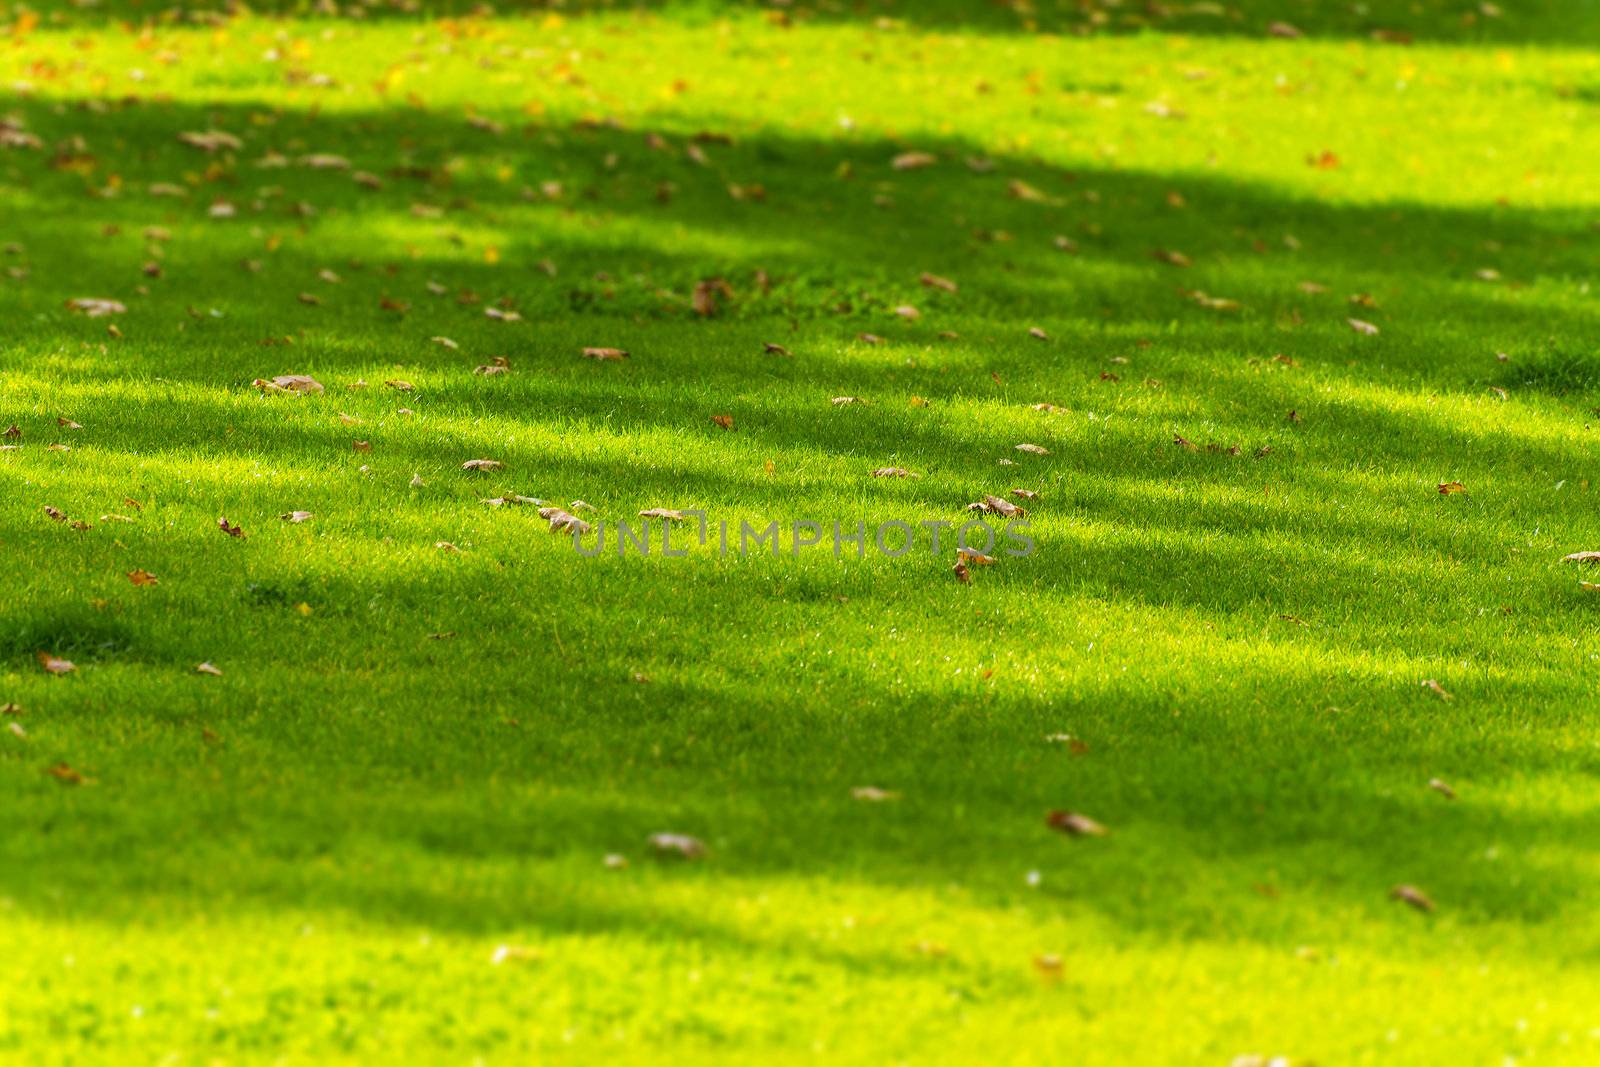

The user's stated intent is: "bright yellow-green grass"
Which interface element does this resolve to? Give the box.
[2,1,1599,1063]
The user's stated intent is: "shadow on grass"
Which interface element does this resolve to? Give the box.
[2,92,1598,958]
[9,0,1592,46]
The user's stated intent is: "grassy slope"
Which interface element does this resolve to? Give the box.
[1,1,1599,1063]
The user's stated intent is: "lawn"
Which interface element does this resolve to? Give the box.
[2,0,1599,1063]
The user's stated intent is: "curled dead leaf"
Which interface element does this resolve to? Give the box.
[871,467,917,478]
[1347,317,1380,336]
[968,494,1025,518]
[951,559,971,584]
[1420,678,1453,701]
[710,414,735,431]
[1046,810,1107,837]
[649,832,707,859]
[1390,884,1435,913]
[851,786,900,802]
[1014,443,1050,455]
[1437,481,1467,495]
[38,652,76,675]
[1427,777,1457,800]
[196,662,224,676]
[254,374,324,395]
[281,511,313,523]
[958,548,997,565]
[582,346,629,361]
[65,297,127,317]
[127,569,159,586]
[217,517,246,538]
[461,459,504,472]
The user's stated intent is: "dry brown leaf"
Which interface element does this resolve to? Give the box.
[1028,326,1050,340]
[1007,178,1048,202]
[1347,317,1380,336]
[958,548,998,565]
[461,459,504,472]
[763,342,791,356]
[919,272,957,293]
[384,379,414,392]
[968,494,1025,518]
[831,396,863,406]
[1032,954,1065,980]
[1154,249,1192,267]
[1045,733,1091,755]
[1390,884,1435,912]
[892,304,921,321]
[43,505,67,522]
[45,761,90,785]
[891,151,937,171]
[1427,777,1457,800]
[352,440,372,453]
[178,129,242,152]
[857,333,885,345]
[218,517,246,538]
[1046,810,1107,837]
[1437,481,1468,495]
[871,467,916,478]
[254,374,324,395]
[196,662,224,676]
[851,786,900,802]
[539,507,591,535]
[582,346,629,361]
[57,417,83,429]
[649,832,707,858]
[951,559,971,584]
[1011,488,1040,501]
[1560,551,1600,564]
[1420,678,1454,701]
[127,569,159,586]
[638,508,687,521]
[710,414,735,431]
[65,297,126,317]
[1014,443,1050,455]
[38,652,76,675]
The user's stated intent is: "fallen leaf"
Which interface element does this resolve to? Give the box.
[638,508,687,521]
[57,417,82,429]
[489,945,541,965]
[65,297,126,317]
[1420,678,1454,701]
[958,548,997,565]
[851,786,900,802]
[1011,488,1040,501]
[1028,326,1050,340]
[1032,954,1065,980]
[38,652,76,675]
[1014,443,1050,455]
[461,459,504,472]
[384,379,414,392]
[891,151,937,170]
[1347,317,1380,336]
[1046,810,1107,837]
[1427,777,1457,800]
[196,662,224,676]
[871,467,916,478]
[1390,884,1435,913]
[1560,551,1600,564]
[968,494,1025,518]
[919,272,957,293]
[217,517,246,538]
[127,569,159,586]
[892,304,921,321]
[253,374,324,394]
[281,511,314,523]
[763,342,791,356]
[831,396,864,406]
[951,560,971,584]
[1437,481,1468,495]
[539,507,591,535]
[649,832,707,858]
[582,346,629,361]
[45,762,90,785]
[710,414,735,430]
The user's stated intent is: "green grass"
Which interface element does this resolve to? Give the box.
[2,1,1600,1063]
